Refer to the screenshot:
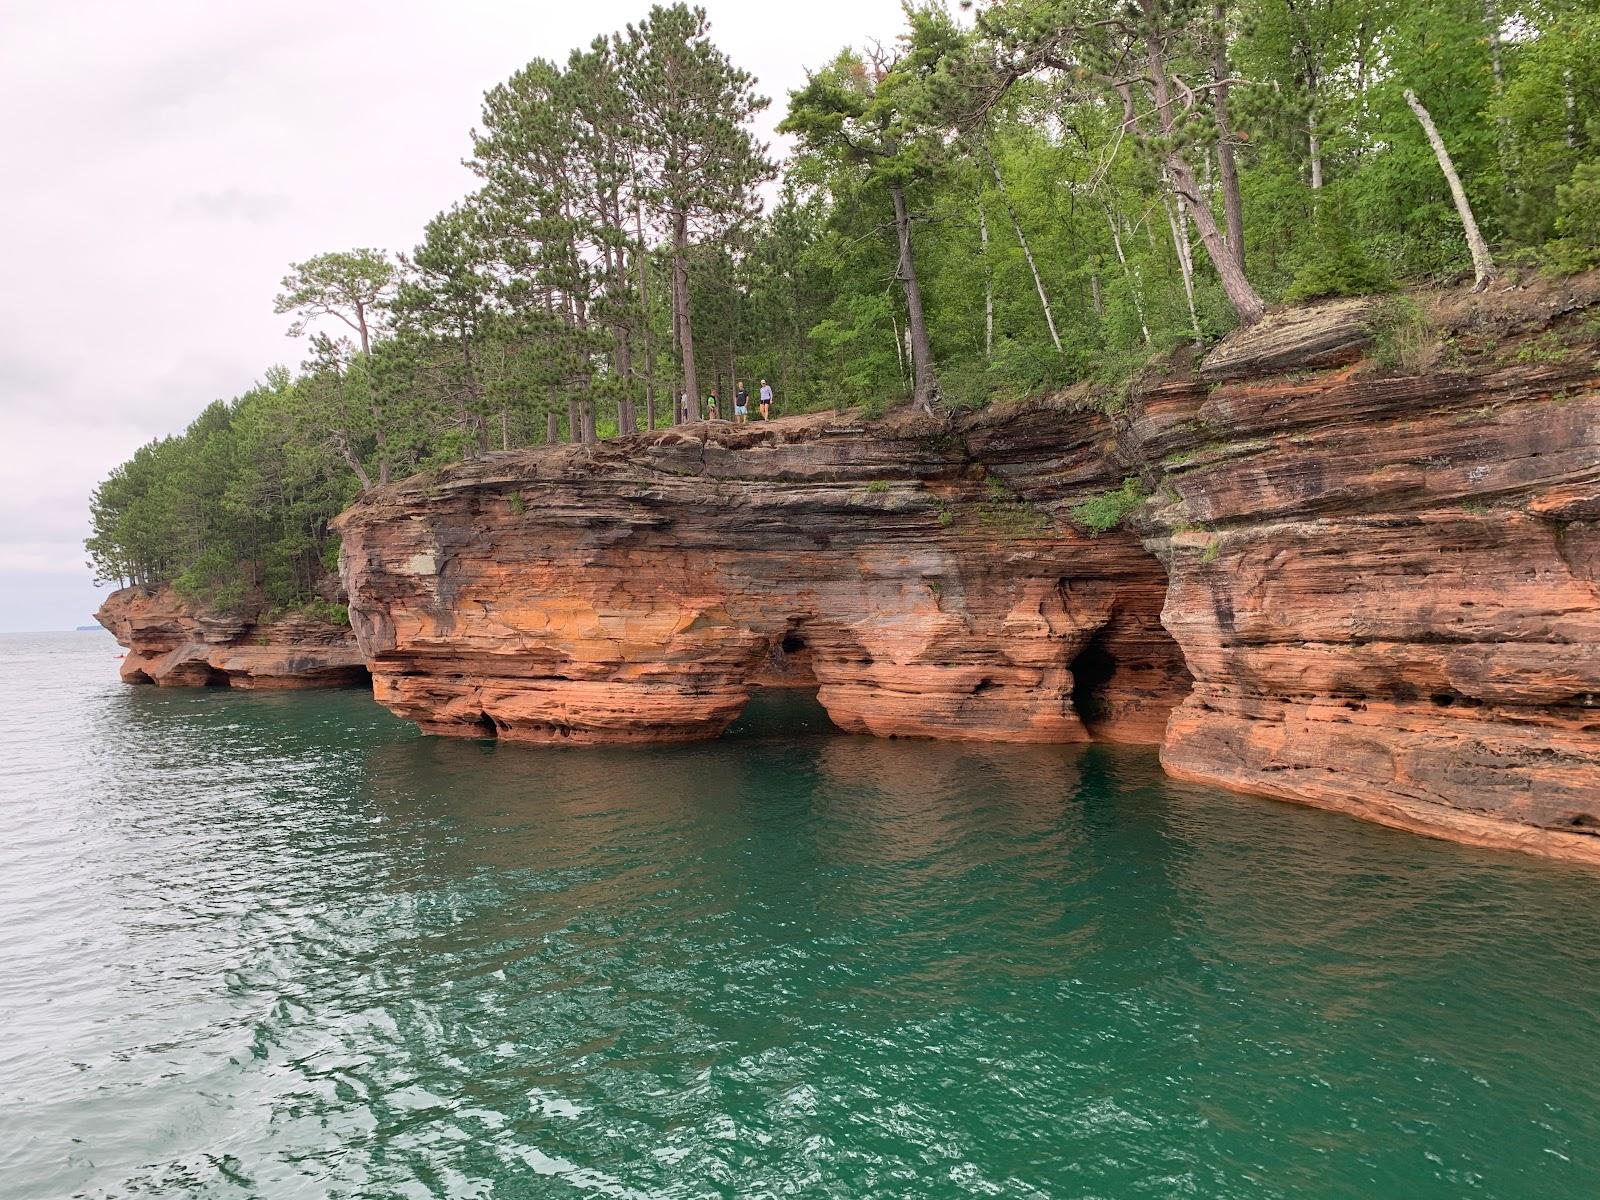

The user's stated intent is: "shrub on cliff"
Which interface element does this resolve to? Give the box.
[1545,162,1600,274]
[1071,479,1146,536]
[1285,202,1395,303]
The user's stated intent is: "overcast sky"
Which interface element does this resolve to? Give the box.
[0,0,911,632]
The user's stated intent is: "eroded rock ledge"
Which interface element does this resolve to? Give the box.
[1137,281,1600,864]
[334,277,1600,864]
[96,584,368,689]
[333,410,1189,747]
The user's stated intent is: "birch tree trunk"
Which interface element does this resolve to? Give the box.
[978,197,994,360]
[984,148,1062,354]
[1404,88,1496,289]
[1106,205,1151,346]
[1161,171,1204,348]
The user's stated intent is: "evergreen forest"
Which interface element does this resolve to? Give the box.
[87,0,1600,615]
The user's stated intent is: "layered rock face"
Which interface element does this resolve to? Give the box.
[1125,284,1600,862]
[333,412,1190,747]
[335,277,1600,864]
[96,585,368,689]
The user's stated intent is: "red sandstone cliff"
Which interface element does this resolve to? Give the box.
[1127,279,1600,863]
[332,410,1187,747]
[96,584,368,689]
[333,275,1600,865]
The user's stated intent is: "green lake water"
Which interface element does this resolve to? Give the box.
[3,630,1598,1198]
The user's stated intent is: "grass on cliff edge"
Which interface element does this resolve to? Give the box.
[1071,478,1147,536]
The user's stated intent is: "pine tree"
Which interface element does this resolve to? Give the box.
[620,4,773,421]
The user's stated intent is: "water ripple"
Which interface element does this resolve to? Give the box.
[2,632,1598,1198]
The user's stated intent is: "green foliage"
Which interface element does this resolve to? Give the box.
[90,1,1597,601]
[1285,201,1395,302]
[1368,296,1432,373]
[1545,161,1600,273]
[300,600,351,627]
[1070,478,1147,536]
[976,475,1050,536]
[1510,332,1570,367]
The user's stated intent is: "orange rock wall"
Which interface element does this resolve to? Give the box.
[334,413,1190,748]
[96,585,367,689]
[1123,291,1600,863]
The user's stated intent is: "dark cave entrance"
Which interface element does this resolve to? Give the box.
[1070,628,1120,738]
[724,622,840,738]
[752,625,820,691]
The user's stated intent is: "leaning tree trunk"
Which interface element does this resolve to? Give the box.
[984,147,1062,354]
[1211,3,1247,270]
[889,183,937,413]
[1405,88,1496,290]
[1143,33,1266,327]
[1166,150,1264,326]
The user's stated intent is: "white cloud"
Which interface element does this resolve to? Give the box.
[0,0,910,630]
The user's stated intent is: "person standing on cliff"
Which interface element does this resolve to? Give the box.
[734,381,750,423]
[706,393,719,421]
[759,379,773,420]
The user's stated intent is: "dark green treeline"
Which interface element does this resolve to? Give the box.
[89,0,1600,611]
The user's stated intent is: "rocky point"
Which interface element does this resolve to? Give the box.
[96,584,368,689]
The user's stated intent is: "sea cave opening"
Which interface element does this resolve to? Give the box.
[1069,628,1120,739]
[726,624,841,738]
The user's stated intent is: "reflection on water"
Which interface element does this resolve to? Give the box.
[3,635,1599,1199]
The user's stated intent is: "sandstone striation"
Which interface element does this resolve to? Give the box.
[333,410,1189,748]
[333,275,1600,864]
[1128,279,1600,863]
[96,584,368,689]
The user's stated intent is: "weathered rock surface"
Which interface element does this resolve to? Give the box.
[1131,284,1600,864]
[96,584,368,689]
[334,277,1600,864]
[333,411,1189,747]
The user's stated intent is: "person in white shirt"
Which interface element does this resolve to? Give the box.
[758,379,773,420]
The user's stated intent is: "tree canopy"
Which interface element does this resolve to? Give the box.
[90,0,1600,613]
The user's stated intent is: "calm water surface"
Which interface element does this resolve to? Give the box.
[3,631,1598,1198]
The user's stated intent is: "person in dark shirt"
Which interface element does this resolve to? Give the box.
[734,381,750,423]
